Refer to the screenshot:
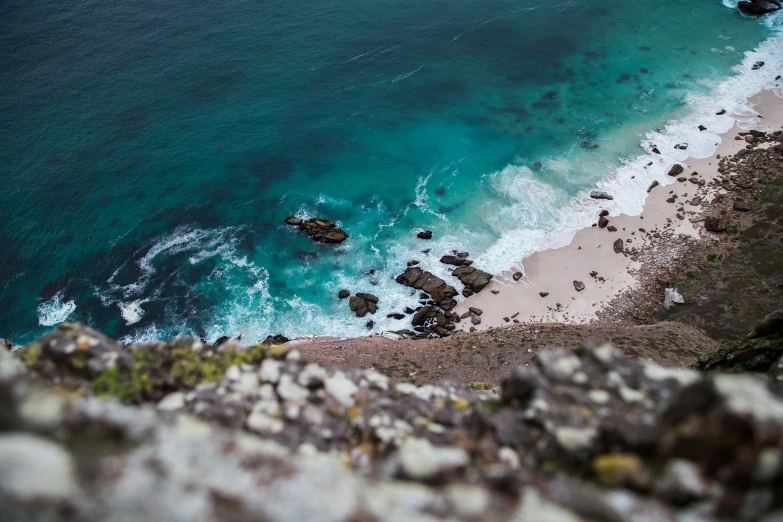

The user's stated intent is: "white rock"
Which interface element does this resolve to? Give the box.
[298,363,329,388]
[277,374,310,403]
[399,438,468,480]
[513,488,580,522]
[224,365,241,382]
[259,359,282,384]
[247,411,284,433]
[447,484,490,519]
[714,374,783,425]
[554,427,597,452]
[643,364,699,386]
[499,447,520,469]
[588,389,610,404]
[325,371,358,407]
[157,392,186,411]
[664,288,685,309]
[0,434,75,501]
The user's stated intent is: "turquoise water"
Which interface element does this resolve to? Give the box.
[1,0,781,344]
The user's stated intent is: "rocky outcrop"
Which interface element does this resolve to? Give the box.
[738,0,781,16]
[5,325,783,521]
[451,265,493,294]
[349,293,379,317]
[396,267,458,311]
[704,216,729,232]
[699,310,783,376]
[440,255,472,266]
[285,217,349,243]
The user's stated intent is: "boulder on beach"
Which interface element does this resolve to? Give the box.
[451,265,493,294]
[285,217,349,244]
[598,215,609,228]
[647,180,659,193]
[396,267,458,310]
[573,280,585,292]
[738,0,781,16]
[513,271,523,281]
[613,238,624,253]
[704,216,729,232]
[590,190,613,200]
[667,164,684,177]
[663,288,685,309]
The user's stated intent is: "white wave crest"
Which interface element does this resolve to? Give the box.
[37,292,76,326]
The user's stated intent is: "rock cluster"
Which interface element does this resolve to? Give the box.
[284,216,349,243]
[396,267,458,311]
[738,0,781,16]
[5,324,783,521]
[452,265,493,296]
[349,292,379,317]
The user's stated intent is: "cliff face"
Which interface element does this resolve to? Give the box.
[2,324,783,521]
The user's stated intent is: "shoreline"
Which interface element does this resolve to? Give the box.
[455,88,783,332]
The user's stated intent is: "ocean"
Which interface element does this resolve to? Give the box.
[1,0,781,345]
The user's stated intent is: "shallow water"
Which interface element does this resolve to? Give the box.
[1,0,781,344]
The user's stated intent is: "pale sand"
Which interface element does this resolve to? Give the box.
[456,89,783,331]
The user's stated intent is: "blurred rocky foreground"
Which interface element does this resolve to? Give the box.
[2,323,783,521]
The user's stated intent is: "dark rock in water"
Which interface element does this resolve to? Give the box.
[214,336,230,347]
[406,260,419,267]
[589,190,613,200]
[452,266,493,294]
[674,143,688,150]
[513,272,523,281]
[651,146,661,154]
[262,334,290,345]
[403,307,415,314]
[419,293,429,300]
[461,287,474,298]
[752,60,766,70]
[598,216,609,229]
[704,216,729,232]
[294,251,318,261]
[440,255,471,266]
[539,292,549,297]
[417,230,433,240]
[396,267,458,310]
[698,125,707,131]
[733,200,752,212]
[386,313,405,320]
[573,280,585,292]
[349,293,379,318]
[410,306,449,336]
[716,109,727,115]
[667,164,684,177]
[613,238,624,253]
[286,217,349,244]
[338,289,350,299]
[599,209,609,217]
[365,320,375,330]
[452,250,470,258]
[421,248,431,254]
[647,180,659,193]
[738,0,780,17]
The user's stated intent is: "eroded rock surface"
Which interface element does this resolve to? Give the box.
[285,217,349,243]
[4,324,783,521]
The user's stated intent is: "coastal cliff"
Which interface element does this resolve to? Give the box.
[2,322,783,521]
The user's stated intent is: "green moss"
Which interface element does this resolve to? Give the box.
[707,254,722,263]
[20,343,42,367]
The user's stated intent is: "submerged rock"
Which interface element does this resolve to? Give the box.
[589,190,613,200]
[285,217,349,244]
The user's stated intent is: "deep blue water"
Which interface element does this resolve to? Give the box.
[1,0,781,344]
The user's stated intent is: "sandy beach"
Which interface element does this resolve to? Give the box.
[456,89,783,331]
